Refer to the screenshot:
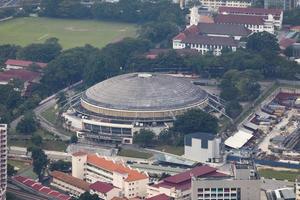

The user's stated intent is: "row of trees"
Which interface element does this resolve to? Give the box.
[40,0,185,24]
[284,8,300,25]
[133,109,219,146]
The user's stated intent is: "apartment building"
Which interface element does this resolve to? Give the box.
[0,125,7,200]
[296,176,300,200]
[147,165,229,200]
[50,171,90,198]
[218,6,283,28]
[72,152,149,199]
[191,163,261,200]
[215,14,275,34]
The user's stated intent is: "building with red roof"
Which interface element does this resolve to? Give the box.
[214,14,275,34]
[12,176,71,200]
[72,153,149,199]
[146,194,171,200]
[218,6,283,28]
[90,181,121,200]
[173,23,250,55]
[5,59,47,70]
[50,171,90,198]
[147,165,228,199]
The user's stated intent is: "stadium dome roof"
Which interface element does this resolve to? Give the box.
[82,73,208,111]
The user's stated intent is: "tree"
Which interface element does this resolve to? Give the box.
[70,135,78,144]
[31,134,42,146]
[0,44,20,65]
[16,112,38,134]
[78,192,100,200]
[173,109,218,135]
[246,32,280,53]
[28,147,48,181]
[284,46,294,57]
[283,8,300,25]
[225,101,243,118]
[17,38,62,62]
[49,160,71,172]
[133,129,156,147]
[7,163,16,176]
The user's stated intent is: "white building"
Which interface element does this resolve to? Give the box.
[0,124,7,200]
[72,152,149,199]
[200,0,251,10]
[50,171,90,198]
[90,181,121,200]
[218,6,283,29]
[215,14,276,34]
[191,163,261,200]
[184,132,222,163]
[147,165,228,200]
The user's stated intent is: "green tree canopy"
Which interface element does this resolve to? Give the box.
[173,109,218,135]
[246,32,280,53]
[225,100,243,118]
[28,147,48,181]
[78,192,100,200]
[133,129,156,147]
[16,112,38,134]
[49,160,71,172]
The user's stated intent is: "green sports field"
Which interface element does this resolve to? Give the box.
[0,17,137,49]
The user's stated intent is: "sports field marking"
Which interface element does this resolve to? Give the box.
[65,26,89,32]
[37,34,49,41]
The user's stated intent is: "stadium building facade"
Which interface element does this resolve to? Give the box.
[63,73,227,144]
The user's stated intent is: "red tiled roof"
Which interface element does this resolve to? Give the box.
[215,14,265,25]
[49,191,61,197]
[146,194,171,200]
[218,6,282,16]
[51,171,90,191]
[13,176,27,183]
[90,181,115,194]
[58,194,72,200]
[40,187,52,194]
[32,183,44,191]
[23,179,36,187]
[87,154,148,182]
[164,166,218,184]
[5,59,47,68]
[184,25,200,35]
[0,69,40,83]
[173,33,186,40]
[72,151,87,157]
[279,38,297,49]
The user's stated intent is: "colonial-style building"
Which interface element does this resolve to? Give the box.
[218,6,283,28]
[72,152,149,199]
[173,23,250,55]
[215,14,276,34]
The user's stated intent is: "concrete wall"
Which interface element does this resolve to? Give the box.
[72,154,87,180]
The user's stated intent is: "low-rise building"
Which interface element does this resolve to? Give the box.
[147,165,228,200]
[200,0,251,10]
[173,23,250,55]
[191,163,261,200]
[90,181,121,200]
[50,171,90,198]
[218,6,283,28]
[215,14,275,34]
[5,59,47,71]
[184,132,222,163]
[266,187,296,200]
[72,152,149,199]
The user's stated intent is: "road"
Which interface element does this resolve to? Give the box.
[34,98,70,141]
[8,187,48,200]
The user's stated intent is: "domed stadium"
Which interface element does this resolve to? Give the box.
[65,73,227,144]
[81,73,209,120]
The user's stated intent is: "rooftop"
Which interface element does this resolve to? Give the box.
[215,14,265,25]
[0,69,40,83]
[51,171,90,191]
[89,181,115,194]
[146,194,171,200]
[5,59,47,68]
[82,73,208,111]
[185,132,217,147]
[151,166,228,191]
[182,35,237,46]
[218,6,283,16]
[87,154,148,182]
[197,23,251,37]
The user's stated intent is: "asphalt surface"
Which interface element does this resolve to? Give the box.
[34,98,70,141]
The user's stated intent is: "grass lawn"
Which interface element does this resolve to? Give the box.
[118,149,153,159]
[258,168,300,182]
[154,145,184,156]
[8,138,68,152]
[0,17,137,49]
[8,160,30,171]
[41,106,58,125]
